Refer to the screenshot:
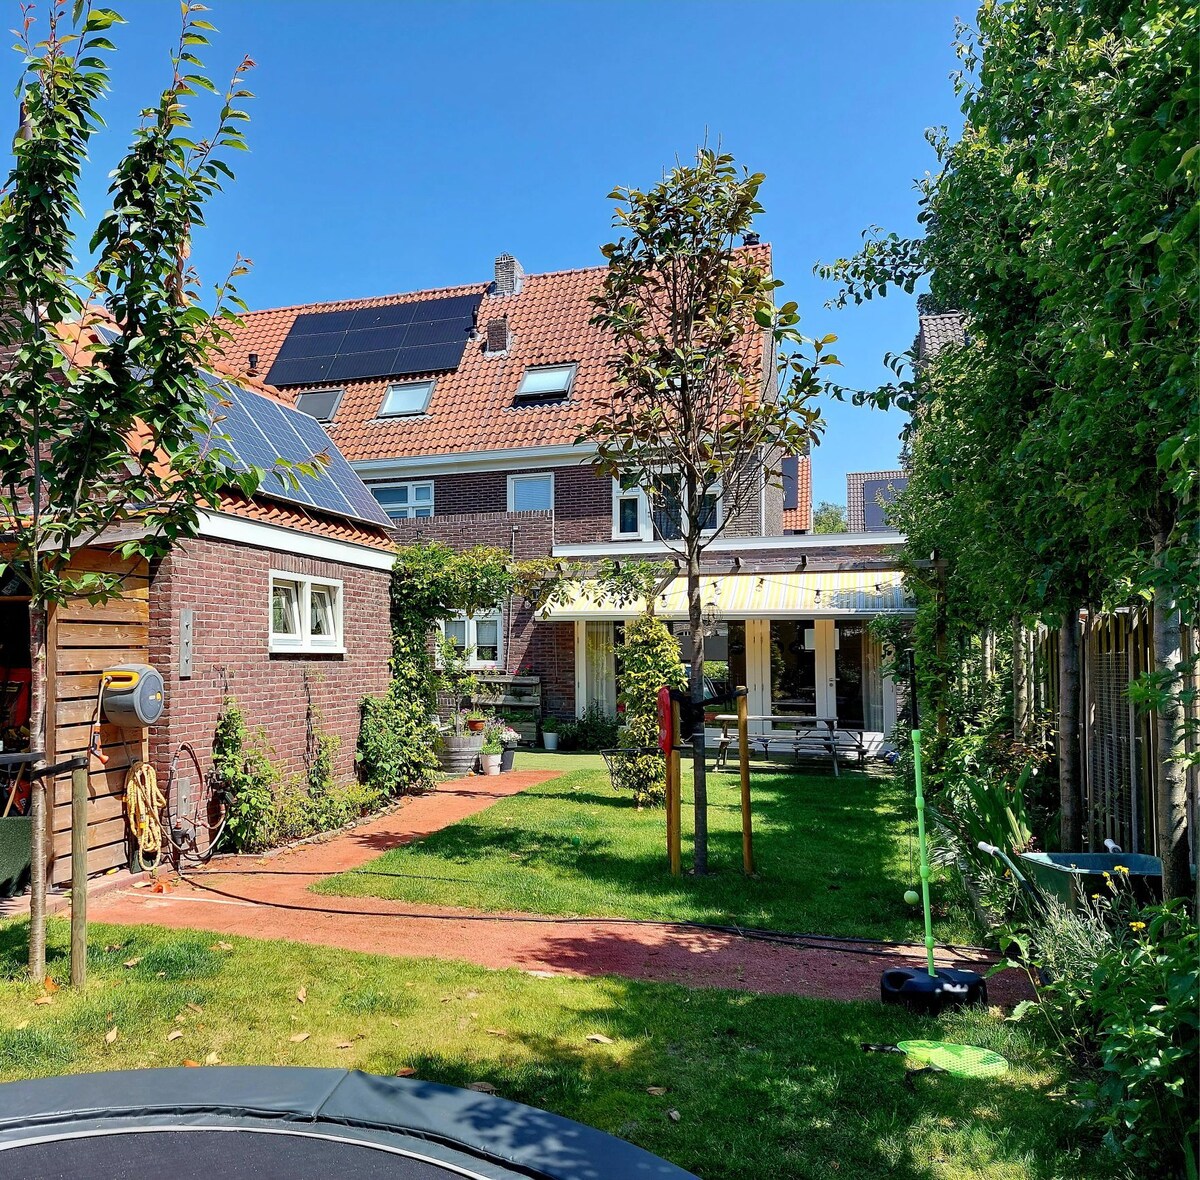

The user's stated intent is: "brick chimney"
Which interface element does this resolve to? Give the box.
[484,315,510,356]
[492,253,524,297]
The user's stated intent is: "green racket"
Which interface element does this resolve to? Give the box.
[862,1040,1009,1079]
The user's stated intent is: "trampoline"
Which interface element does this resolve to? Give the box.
[0,1067,695,1179]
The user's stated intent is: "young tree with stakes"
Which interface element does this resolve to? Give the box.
[0,1,277,978]
[583,149,836,873]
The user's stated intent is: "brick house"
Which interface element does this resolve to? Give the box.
[225,251,910,746]
[2,319,395,884]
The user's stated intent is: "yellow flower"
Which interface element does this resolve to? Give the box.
[1114,865,1129,874]
[1129,921,1146,932]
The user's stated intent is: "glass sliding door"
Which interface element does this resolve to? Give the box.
[769,620,819,716]
[833,620,867,729]
[583,621,616,716]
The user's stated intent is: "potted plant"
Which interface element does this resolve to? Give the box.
[541,716,561,751]
[478,737,503,775]
[464,708,488,734]
[438,711,484,775]
[497,725,521,772]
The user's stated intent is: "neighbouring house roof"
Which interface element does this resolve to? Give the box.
[223,247,774,464]
[917,312,967,360]
[846,469,907,533]
[782,454,812,533]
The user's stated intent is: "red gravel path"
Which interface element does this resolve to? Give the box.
[88,768,1030,1005]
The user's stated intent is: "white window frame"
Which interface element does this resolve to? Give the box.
[372,481,434,520]
[507,471,555,513]
[294,387,345,423]
[269,571,344,655]
[378,379,435,418]
[440,610,503,669]
[610,476,722,541]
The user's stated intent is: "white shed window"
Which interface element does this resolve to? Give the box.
[372,482,434,520]
[508,472,554,512]
[269,573,343,654]
[379,380,435,417]
[441,611,502,668]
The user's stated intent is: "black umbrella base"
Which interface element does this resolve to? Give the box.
[880,966,987,1015]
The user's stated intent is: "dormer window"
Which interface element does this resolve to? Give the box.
[379,380,434,418]
[294,388,344,423]
[514,363,576,404]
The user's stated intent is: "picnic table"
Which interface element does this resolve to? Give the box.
[712,714,865,777]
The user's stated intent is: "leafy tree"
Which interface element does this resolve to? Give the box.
[616,613,686,807]
[811,501,847,534]
[0,2,258,977]
[819,0,1197,897]
[583,148,836,872]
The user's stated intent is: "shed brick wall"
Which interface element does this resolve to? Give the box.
[148,536,392,790]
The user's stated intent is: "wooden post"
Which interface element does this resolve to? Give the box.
[736,687,753,874]
[69,760,88,988]
[668,697,681,876]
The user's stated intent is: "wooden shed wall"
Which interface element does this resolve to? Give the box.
[47,550,148,885]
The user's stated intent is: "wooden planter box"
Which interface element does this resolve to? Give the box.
[470,675,541,746]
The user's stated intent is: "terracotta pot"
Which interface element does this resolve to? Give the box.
[466,719,486,733]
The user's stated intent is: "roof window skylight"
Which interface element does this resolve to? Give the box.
[514,363,576,403]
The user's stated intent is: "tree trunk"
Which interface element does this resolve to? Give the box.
[1151,591,1190,901]
[1057,611,1082,851]
[1012,618,1027,741]
[686,551,708,874]
[27,602,48,981]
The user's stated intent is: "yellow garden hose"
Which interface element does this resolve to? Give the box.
[125,761,165,870]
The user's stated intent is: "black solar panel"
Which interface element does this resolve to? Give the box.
[266,292,483,387]
[862,477,907,530]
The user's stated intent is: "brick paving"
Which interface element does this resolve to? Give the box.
[86,767,1029,1004]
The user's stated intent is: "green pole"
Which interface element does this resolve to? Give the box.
[911,728,936,978]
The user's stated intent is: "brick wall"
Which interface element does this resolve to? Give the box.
[552,465,612,544]
[389,509,575,717]
[148,536,392,790]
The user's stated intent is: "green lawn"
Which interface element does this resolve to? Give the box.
[0,920,1116,1180]
[318,752,979,943]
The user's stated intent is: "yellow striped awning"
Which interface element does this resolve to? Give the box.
[539,570,913,621]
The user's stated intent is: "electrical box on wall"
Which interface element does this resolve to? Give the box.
[101,664,165,728]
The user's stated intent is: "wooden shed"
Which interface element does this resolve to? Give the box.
[0,547,150,886]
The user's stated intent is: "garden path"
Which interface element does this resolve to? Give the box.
[87,767,1030,1004]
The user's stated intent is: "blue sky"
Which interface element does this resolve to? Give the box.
[56,0,965,504]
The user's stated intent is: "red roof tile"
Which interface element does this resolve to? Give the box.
[223,249,773,463]
[783,454,812,532]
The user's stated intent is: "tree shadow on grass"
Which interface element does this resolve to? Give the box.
[356,975,1098,1180]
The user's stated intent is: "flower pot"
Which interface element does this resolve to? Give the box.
[0,815,32,898]
[499,745,516,772]
[479,752,502,776]
[542,732,559,751]
[439,732,483,776]
[466,719,486,733]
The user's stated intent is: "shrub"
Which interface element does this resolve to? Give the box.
[616,613,685,806]
[558,703,620,751]
[356,680,440,796]
[999,890,1198,1178]
[212,697,281,853]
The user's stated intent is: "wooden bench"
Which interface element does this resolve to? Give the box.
[712,715,866,777]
